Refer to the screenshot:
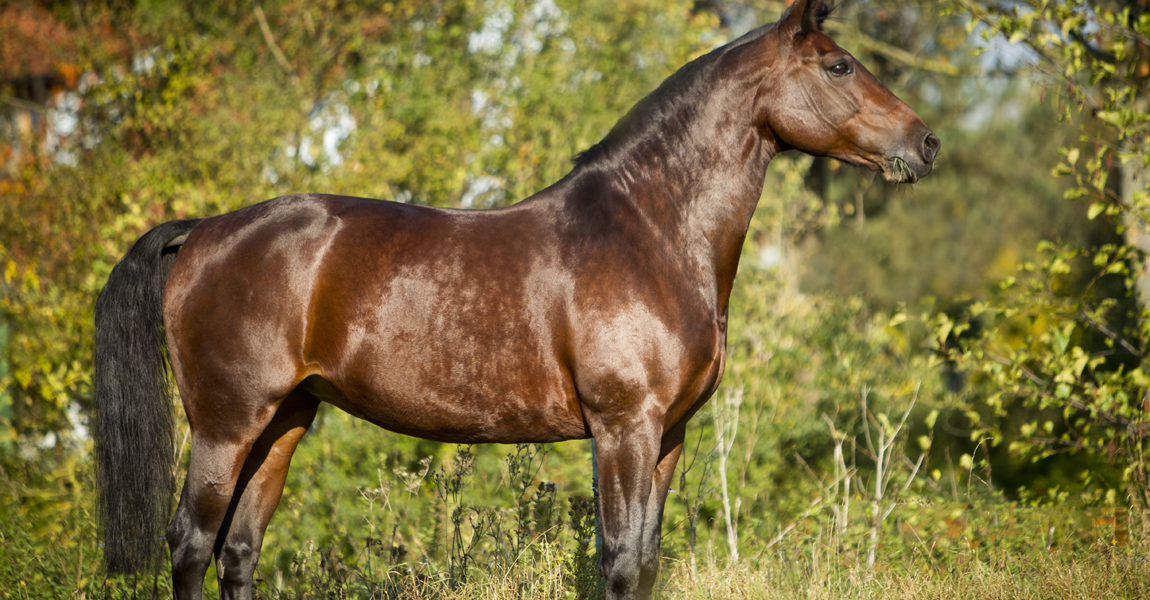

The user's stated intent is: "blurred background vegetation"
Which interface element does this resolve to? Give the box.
[1,0,1148,597]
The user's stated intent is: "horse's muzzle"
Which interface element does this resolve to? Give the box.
[884,128,939,184]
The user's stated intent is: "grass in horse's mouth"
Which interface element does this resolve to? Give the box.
[891,156,915,183]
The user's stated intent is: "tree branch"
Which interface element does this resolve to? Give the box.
[253,3,297,79]
[826,22,964,76]
[1069,29,1118,65]
[1078,307,1145,359]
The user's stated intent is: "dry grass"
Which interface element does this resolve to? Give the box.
[403,524,1150,600]
[654,540,1150,600]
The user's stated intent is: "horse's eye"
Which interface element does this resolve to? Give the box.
[828,60,854,77]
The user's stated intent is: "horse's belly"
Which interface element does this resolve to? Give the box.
[305,346,588,444]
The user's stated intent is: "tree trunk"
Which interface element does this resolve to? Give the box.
[1123,99,1150,306]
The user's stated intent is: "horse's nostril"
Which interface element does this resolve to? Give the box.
[922,132,940,164]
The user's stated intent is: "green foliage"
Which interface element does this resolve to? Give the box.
[933,0,1150,502]
[927,242,1147,499]
[0,446,100,599]
[250,410,605,598]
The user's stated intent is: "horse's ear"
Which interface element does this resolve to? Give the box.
[780,0,824,39]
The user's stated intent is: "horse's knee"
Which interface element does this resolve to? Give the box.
[603,549,643,600]
[217,535,262,600]
[606,572,644,600]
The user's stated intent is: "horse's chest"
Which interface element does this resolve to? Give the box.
[569,301,726,412]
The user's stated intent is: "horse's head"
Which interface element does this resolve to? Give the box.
[755,0,939,183]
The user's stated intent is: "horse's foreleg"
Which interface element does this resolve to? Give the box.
[593,419,661,600]
[215,390,319,600]
[638,425,685,593]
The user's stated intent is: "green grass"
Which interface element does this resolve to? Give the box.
[6,426,1150,600]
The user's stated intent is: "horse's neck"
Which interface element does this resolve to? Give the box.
[653,133,776,312]
[569,94,777,312]
[541,34,783,311]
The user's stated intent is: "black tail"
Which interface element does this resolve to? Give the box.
[94,218,202,574]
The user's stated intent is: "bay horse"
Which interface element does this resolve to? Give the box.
[94,1,938,599]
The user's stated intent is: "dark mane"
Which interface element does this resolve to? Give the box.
[571,24,775,170]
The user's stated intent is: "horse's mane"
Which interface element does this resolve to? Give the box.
[571,2,836,171]
[571,26,769,170]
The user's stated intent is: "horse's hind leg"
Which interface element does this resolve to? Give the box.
[166,388,309,600]
[168,432,263,600]
[215,389,319,600]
